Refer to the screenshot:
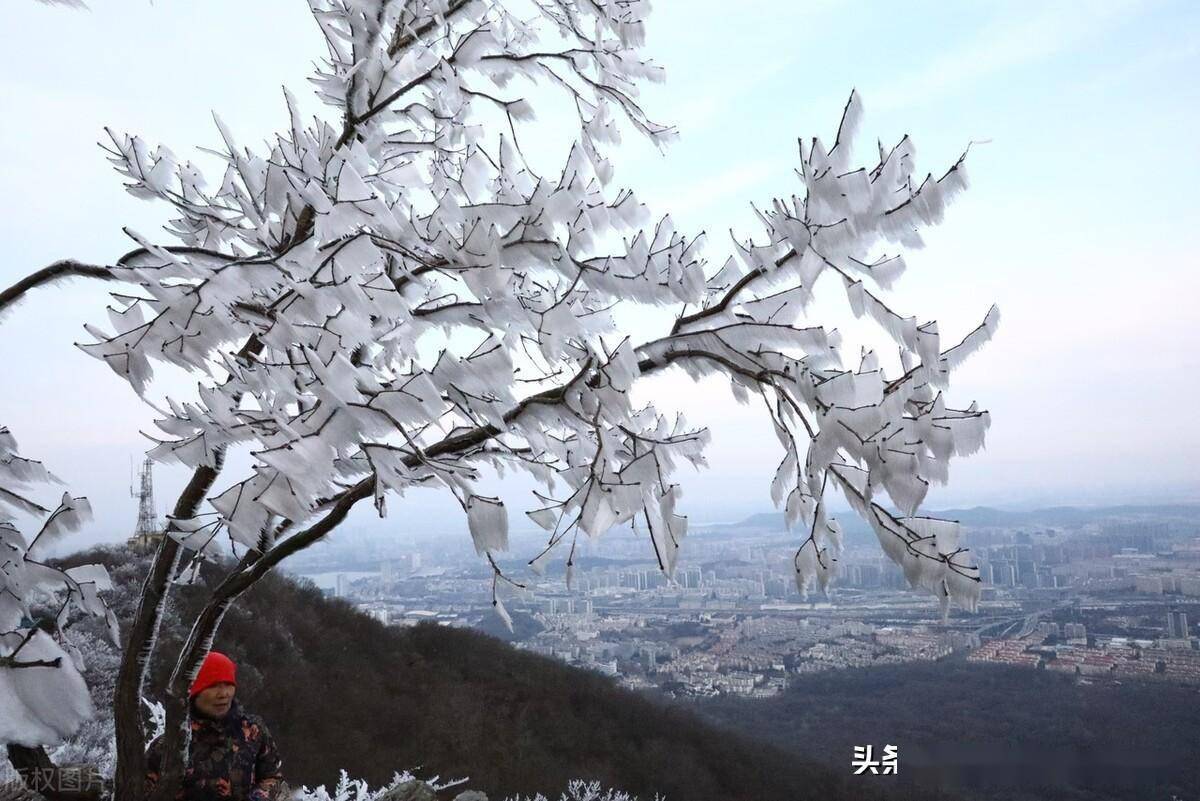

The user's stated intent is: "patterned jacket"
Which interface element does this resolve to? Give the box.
[146,700,283,801]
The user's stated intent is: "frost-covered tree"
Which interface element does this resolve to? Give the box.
[0,428,118,797]
[2,0,997,798]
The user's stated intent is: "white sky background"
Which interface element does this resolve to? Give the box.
[1,0,1197,554]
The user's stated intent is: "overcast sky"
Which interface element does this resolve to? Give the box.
[2,0,1197,554]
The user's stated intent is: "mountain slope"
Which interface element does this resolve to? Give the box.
[696,659,1200,801]
[61,548,926,801]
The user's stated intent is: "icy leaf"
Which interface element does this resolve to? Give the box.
[466,495,508,555]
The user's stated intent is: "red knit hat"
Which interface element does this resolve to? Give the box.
[189,651,237,697]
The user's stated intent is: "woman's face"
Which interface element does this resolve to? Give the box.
[193,682,236,718]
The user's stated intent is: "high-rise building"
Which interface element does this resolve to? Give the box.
[990,561,1016,587]
[1167,609,1190,639]
[1017,558,1038,588]
[1102,519,1168,553]
[858,564,882,588]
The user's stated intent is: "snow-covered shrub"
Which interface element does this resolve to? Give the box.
[507,780,652,801]
[293,770,461,801]
[290,773,646,801]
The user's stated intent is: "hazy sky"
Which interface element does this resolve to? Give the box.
[1,0,1197,553]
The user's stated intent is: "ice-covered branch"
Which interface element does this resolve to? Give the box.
[90,78,993,621]
[0,261,114,319]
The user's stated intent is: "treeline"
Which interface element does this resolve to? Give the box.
[60,548,944,801]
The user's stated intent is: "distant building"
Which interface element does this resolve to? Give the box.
[381,553,423,583]
[1167,609,1190,640]
[990,561,1016,587]
[1134,575,1164,595]
[1101,519,1167,553]
[544,597,569,615]
[1063,623,1087,641]
[358,606,388,624]
[1037,622,1061,639]
[1017,557,1037,588]
[856,564,882,588]
[765,577,789,599]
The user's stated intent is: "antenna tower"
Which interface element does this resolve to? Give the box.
[130,456,160,546]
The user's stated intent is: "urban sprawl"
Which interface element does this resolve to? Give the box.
[286,508,1200,698]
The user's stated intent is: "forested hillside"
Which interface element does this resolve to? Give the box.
[697,659,1200,801]
[54,549,941,801]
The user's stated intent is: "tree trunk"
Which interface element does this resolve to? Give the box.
[111,458,223,801]
[5,745,103,801]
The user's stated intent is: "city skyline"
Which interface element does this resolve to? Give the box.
[285,501,1200,701]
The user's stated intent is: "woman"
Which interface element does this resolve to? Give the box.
[146,652,283,801]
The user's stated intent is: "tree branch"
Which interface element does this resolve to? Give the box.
[287,1,480,250]
[0,260,114,317]
[671,246,799,334]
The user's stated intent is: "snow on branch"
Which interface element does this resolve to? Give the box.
[76,2,997,621]
[0,428,116,747]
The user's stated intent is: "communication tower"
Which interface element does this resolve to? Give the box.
[126,457,163,552]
